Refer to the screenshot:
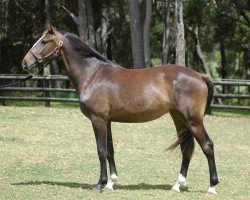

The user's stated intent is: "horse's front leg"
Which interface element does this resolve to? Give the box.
[91,118,109,194]
[105,121,118,190]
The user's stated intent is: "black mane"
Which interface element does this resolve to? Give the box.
[64,33,111,63]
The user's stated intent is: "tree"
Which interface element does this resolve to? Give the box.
[143,0,152,67]
[162,0,171,65]
[192,27,211,76]
[128,0,144,68]
[62,0,95,47]
[45,0,60,88]
[175,0,185,66]
[95,1,112,59]
[128,0,152,68]
[0,0,249,86]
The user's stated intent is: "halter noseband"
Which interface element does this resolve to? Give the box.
[29,40,64,63]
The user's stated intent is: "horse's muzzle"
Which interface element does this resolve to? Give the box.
[22,52,38,72]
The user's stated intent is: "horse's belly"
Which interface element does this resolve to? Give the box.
[110,84,172,122]
[110,102,171,123]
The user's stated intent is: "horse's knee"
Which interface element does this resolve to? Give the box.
[98,149,108,161]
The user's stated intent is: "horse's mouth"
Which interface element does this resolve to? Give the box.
[23,64,36,72]
[25,63,46,75]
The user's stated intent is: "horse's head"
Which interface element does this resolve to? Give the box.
[22,22,63,73]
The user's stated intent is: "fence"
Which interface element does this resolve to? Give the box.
[0,75,78,107]
[0,75,250,110]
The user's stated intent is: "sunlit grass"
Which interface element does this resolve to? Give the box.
[0,106,249,199]
[211,108,250,118]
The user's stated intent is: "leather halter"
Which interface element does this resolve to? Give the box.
[29,40,64,63]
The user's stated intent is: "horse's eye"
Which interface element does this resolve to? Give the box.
[41,40,47,45]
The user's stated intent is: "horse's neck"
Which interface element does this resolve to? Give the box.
[60,44,102,92]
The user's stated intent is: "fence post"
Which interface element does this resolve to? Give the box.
[44,78,50,107]
[0,79,6,105]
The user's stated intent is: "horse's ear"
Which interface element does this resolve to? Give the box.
[45,21,54,33]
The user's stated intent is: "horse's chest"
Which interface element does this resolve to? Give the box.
[79,88,110,118]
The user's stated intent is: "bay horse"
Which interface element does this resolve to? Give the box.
[22,24,219,195]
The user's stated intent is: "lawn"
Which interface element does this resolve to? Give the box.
[0,106,249,200]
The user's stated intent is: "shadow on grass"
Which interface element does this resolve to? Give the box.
[0,136,24,143]
[12,181,189,191]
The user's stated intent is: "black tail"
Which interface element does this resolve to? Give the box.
[201,74,214,115]
[166,129,195,160]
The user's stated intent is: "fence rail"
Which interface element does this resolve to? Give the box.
[0,75,249,110]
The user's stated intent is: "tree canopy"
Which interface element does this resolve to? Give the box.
[0,0,249,80]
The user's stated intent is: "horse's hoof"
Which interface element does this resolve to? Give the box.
[206,187,217,196]
[206,192,217,196]
[92,187,102,194]
[105,174,118,191]
[105,182,114,190]
[171,185,180,193]
[206,191,217,196]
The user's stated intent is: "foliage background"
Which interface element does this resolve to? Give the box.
[0,0,249,80]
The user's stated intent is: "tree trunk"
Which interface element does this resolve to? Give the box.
[1,0,12,74]
[99,5,109,56]
[175,0,185,66]
[37,0,46,86]
[162,0,171,65]
[107,33,112,60]
[243,48,250,79]
[38,0,46,30]
[63,0,95,48]
[45,0,60,88]
[143,0,152,67]
[220,37,227,80]
[128,0,144,68]
[219,36,229,99]
[117,0,125,30]
[45,0,52,21]
[243,48,250,93]
[86,0,95,47]
[193,27,211,76]
[77,0,88,41]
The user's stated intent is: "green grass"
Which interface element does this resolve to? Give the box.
[0,106,249,199]
[211,108,250,118]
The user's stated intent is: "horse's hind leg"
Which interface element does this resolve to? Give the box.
[169,111,194,193]
[105,121,118,190]
[183,111,219,195]
[188,121,219,195]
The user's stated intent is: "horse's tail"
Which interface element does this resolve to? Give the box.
[201,74,214,115]
[166,129,195,160]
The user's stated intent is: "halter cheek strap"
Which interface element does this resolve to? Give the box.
[29,40,64,63]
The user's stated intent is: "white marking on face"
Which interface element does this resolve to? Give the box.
[32,35,46,48]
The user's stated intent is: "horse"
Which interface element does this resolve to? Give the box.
[22,23,219,195]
